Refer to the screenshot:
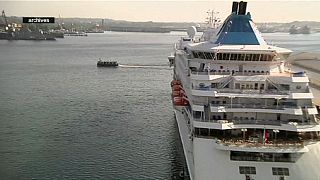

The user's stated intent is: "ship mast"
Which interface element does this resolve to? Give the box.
[2,10,8,27]
[206,10,220,29]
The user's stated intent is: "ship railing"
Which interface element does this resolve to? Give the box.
[192,101,206,106]
[232,119,281,126]
[233,71,270,76]
[191,70,231,76]
[194,116,320,126]
[216,138,304,148]
[194,135,305,148]
[217,89,291,95]
[210,103,300,110]
[192,87,291,95]
[190,70,270,76]
[193,117,230,123]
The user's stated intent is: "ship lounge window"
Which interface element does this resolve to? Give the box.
[211,53,216,59]
[239,166,256,175]
[239,54,246,61]
[231,151,297,163]
[205,52,213,59]
[245,54,252,61]
[230,53,237,60]
[222,53,229,60]
[192,51,199,58]
[199,52,206,59]
[272,167,289,176]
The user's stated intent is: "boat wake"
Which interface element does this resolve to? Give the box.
[118,64,171,70]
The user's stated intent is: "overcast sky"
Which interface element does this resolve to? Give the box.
[1,1,320,23]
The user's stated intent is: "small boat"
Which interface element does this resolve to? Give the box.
[97,59,119,67]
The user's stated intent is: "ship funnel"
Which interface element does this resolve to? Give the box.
[231,1,239,14]
[238,1,247,15]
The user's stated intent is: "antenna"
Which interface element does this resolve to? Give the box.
[2,10,8,28]
[206,10,220,28]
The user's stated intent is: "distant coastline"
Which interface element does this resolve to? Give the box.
[2,16,320,33]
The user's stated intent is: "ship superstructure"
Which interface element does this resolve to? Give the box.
[169,2,320,180]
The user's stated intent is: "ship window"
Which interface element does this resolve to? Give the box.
[235,83,240,89]
[199,52,206,59]
[272,167,289,176]
[245,54,252,61]
[239,54,245,61]
[230,53,237,60]
[205,52,212,59]
[239,166,256,175]
[251,54,255,61]
[255,54,260,61]
[222,53,230,60]
[192,51,199,58]
[231,151,297,163]
[220,66,223,69]
[217,53,223,60]
[211,53,216,60]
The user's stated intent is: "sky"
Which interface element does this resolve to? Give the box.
[1,1,320,23]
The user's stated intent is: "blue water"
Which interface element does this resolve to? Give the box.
[0,32,319,179]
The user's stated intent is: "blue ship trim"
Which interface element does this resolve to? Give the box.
[215,13,260,45]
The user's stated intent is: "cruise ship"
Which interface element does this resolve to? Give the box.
[169,2,320,180]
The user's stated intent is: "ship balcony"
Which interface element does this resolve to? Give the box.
[191,87,313,100]
[209,104,318,115]
[191,102,318,115]
[193,116,320,131]
[191,87,290,99]
[194,129,320,153]
[214,137,309,153]
[190,71,230,81]
[190,70,270,81]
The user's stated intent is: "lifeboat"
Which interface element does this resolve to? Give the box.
[172,90,181,97]
[171,80,181,87]
[172,84,182,91]
[173,97,183,105]
[182,96,189,106]
[173,95,189,106]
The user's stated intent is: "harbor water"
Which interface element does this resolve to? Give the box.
[0,32,320,179]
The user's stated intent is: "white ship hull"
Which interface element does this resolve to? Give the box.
[170,1,320,179]
[175,109,320,180]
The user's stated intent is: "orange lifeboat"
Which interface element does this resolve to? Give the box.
[182,97,189,106]
[172,84,182,91]
[171,80,181,87]
[173,96,189,106]
[173,97,183,105]
[172,90,181,97]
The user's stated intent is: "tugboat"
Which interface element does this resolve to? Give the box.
[97,58,119,67]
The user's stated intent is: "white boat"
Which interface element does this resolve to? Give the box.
[169,1,320,180]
